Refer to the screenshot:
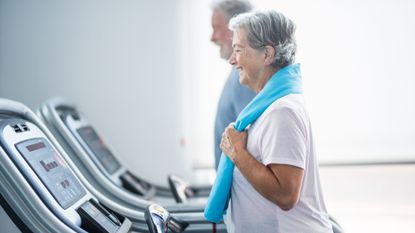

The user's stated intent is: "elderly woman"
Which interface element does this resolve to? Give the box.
[218,10,333,233]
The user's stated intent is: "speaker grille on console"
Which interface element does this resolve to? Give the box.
[11,123,30,133]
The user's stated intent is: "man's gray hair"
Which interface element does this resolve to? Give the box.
[229,10,297,68]
[211,0,253,22]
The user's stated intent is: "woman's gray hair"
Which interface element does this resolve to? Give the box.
[211,0,253,22]
[229,10,296,68]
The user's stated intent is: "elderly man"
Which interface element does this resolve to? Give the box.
[210,0,256,170]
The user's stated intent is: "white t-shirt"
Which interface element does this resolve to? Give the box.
[224,94,333,233]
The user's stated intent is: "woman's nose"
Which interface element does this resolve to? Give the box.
[228,52,236,65]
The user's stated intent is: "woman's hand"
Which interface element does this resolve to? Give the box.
[220,123,247,162]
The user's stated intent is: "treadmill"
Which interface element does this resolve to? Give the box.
[0,102,132,232]
[37,97,211,206]
[37,98,345,233]
[1,98,225,232]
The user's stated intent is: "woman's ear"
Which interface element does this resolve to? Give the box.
[264,45,276,66]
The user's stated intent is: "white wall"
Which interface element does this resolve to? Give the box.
[259,0,415,163]
[1,0,415,185]
[183,0,415,168]
[0,0,192,186]
[180,0,236,174]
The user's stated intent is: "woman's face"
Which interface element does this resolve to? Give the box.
[228,28,266,92]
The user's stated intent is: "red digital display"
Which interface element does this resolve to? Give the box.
[27,142,46,152]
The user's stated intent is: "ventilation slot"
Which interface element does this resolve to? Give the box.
[21,123,30,131]
[11,123,30,133]
[12,124,22,133]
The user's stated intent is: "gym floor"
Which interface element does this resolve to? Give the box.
[320,164,415,232]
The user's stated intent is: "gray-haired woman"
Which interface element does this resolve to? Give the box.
[220,10,333,233]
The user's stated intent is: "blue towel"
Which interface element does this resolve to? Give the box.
[204,63,303,223]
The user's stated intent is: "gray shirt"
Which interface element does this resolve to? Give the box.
[214,66,256,169]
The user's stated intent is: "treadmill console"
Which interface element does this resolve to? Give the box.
[76,126,121,175]
[16,138,86,209]
[72,120,154,197]
[60,108,156,198]
[0,119,130,233]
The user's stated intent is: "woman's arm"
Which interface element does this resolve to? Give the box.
[221,125,304,210]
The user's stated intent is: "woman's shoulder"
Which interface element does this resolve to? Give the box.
[250,94,309,139]
[265,94,306,116]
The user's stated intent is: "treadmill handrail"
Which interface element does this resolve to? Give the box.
[7,97,222,231]
[1,98,228,233]
[0,99,148,225]
[38,99,152,208]
[39,98,208,207]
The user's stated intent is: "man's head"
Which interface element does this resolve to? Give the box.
[210,0,252,60]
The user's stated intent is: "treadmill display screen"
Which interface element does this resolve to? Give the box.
[77,126,121,175]
[16,138,86,209]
